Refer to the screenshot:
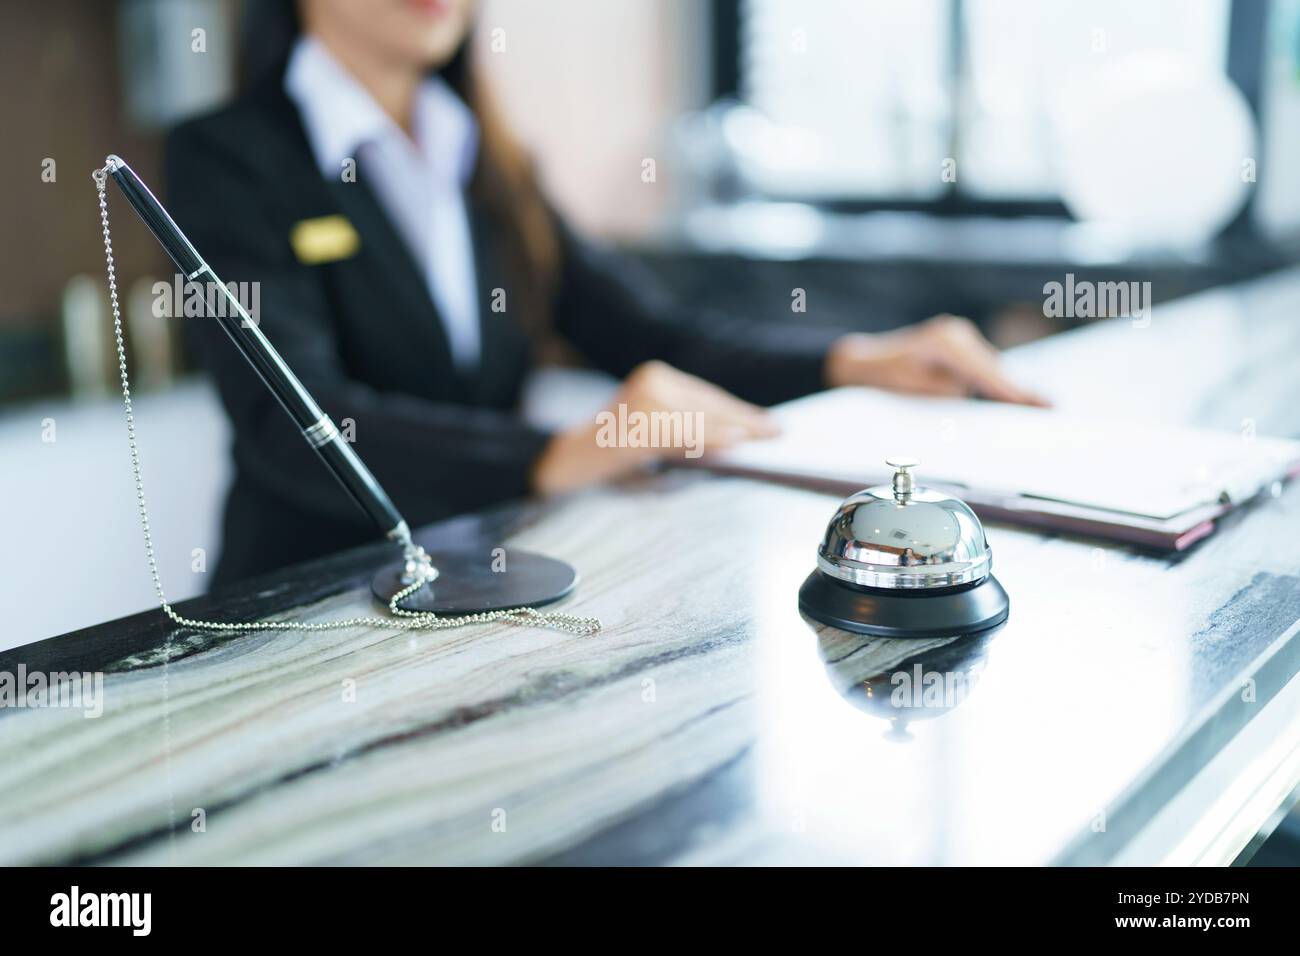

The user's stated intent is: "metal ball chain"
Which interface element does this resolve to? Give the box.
[92,165,600,638]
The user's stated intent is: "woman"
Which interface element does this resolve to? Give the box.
[166,0,1043,585]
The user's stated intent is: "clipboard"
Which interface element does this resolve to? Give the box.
[691,388,1300,551]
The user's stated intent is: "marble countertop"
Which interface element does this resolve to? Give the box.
[2,269,1299,866]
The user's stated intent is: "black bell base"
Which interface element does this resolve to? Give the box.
[798,570,1009,639]
[371,548,578,614]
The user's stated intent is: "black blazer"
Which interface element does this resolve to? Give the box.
[164,75,840,585]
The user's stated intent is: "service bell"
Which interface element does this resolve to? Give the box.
[798,457,1010,638]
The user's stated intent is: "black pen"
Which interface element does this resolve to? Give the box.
[99,154,423,564]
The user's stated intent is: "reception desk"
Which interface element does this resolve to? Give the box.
[2,269,1300,865]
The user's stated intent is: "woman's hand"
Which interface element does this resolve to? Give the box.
[826,315,1049,406]
[532,361,778,496]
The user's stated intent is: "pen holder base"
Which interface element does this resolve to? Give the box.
[371,548,578,614]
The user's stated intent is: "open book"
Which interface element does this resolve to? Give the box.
[694,388,1300,550]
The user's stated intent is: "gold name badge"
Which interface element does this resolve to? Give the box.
[290,215,360,264]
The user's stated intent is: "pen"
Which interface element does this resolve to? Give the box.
[99,154,421,560]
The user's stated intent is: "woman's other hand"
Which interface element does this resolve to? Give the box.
[826,315,1049,406]
[532,361,778,496]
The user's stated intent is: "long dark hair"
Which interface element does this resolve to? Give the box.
[239,0,559,338]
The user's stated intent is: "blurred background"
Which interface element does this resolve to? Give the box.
[3,0,1300,649]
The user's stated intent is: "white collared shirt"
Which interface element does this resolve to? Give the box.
[285,36,482,370]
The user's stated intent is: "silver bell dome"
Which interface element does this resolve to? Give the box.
[816,458,992,590]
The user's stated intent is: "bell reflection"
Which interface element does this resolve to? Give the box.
[814,625,1003,740]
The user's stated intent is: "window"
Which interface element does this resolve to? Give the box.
[733,0,1233,202]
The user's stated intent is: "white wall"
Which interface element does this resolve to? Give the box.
[0,382,231,651]
[475,0,711,239]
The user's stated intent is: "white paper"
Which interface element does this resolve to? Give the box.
[711,388,1300,520]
